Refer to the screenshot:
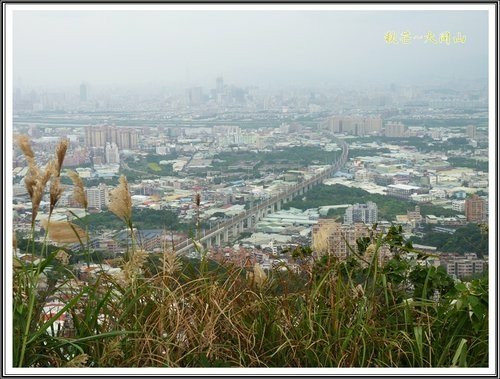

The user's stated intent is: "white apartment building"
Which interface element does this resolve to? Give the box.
[344,202,378,225]
[105,142,120,164]
[86,183,109,210]
[452,200,466,213]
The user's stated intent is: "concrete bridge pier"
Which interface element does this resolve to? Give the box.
[223,230,229,243]
[215,233,221,246]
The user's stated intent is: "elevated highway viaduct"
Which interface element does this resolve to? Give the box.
[175,137,349,255]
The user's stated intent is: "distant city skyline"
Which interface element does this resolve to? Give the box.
[12,7,489,88]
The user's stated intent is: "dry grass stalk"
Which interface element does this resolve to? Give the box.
[65,353,88,367]
[312,222,335,255]
[108,175,132,225]
[162,244,181,278]
[23,174,37,201]
[193,240,203,252]
[29,182,45,226]
[55,139,69,175]
[67,169,88,209]
[254,263,267,287]
[247,263,267,288]
[55,249,70,265]
[42,220,88,244]
[49,177,64,215]
[41,160,58,188]
[17,135,68,225]
[16,135,35,159]
[364,243,378,266]
[121,249,148,286]
[353,284,365,299]
[100,337,124,365]
[163,251,181,277]
[17,135,43,224]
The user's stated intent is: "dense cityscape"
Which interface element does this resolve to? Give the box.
[13,76,489,281]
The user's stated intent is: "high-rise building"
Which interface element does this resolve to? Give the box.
[407,205,423,226]
[156,146,169,155]
[86,183,109,210]
[105,142,120,164]
[366,117,383,134]
[344,202,378,225]
[324,116,382,136]
[186,87,204,106]
[213,125,241,146]
[85,126,106,147]
[465,194,487,222]
[452,200,466,213]
[384,121,407,137]
[80,82,88,102]
[117,129,139,150]
[216,76,224,93]
[312,220,391,264]
[466,125,477,139]
[85,125,138,149]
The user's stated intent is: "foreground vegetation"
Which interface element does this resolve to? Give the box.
[13,226,489,368]
[12,136,488,368]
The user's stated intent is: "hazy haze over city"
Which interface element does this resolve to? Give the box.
[13,9,488,89]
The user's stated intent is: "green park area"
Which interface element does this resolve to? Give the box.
[284,184,459,221]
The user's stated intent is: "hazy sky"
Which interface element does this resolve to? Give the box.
[12,9,489,88]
